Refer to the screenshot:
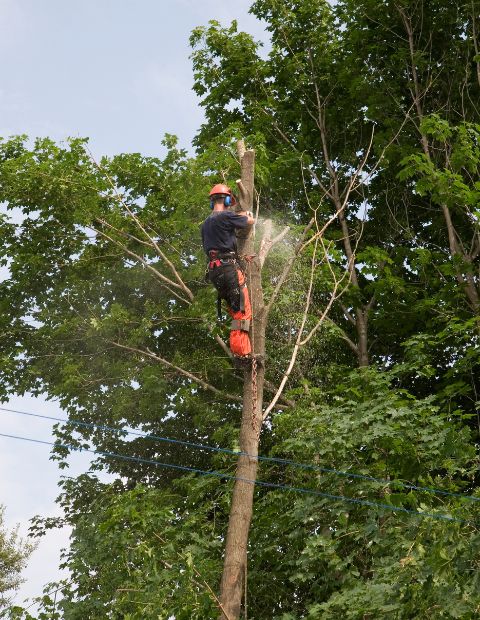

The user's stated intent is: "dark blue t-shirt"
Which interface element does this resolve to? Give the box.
[201,211,249,254]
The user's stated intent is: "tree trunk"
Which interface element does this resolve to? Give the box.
[400,6,480,317]
[441,203,480,314]
[336,200,370,367]
[218,144,265,620]
[356,310,369,367]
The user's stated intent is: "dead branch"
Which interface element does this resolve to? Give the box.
[258,220,290,268]
[212,331,233,360]
[260,377,295,408]
[300,236,353,346]
[258,219,273,266]
[110,341,242,403]
[91,225,192,305]
[86,146,194,302]
[95,217,155,249]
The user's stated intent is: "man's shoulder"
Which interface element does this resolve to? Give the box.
[227,211,249,227]
[205,210,248,227]
[207,211,239,222]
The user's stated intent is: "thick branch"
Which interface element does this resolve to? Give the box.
[473,1,480,88]
[396,4,430,156]
[325,317,359,354]
[340,303,356,325]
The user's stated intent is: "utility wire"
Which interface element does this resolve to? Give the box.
[0,430,474,525]
[1,405,479,504]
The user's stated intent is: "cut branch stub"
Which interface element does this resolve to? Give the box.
[235,146,255,246]
[235,179,250,212]
[235,140,254,212]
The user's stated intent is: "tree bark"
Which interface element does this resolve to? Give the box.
[336,200,370,366]
[441,203,480,314]
[356,311,369,367]
[218,143,265,620]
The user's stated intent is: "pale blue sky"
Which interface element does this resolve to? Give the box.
[0,0,267,155]
[0,0,267,607]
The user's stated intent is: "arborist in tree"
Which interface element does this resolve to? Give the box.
[201,183,255,359]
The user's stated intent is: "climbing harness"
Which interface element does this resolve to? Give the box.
[207,250,245,316]
[207,250,252,358]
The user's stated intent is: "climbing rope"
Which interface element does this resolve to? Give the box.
[251,355,258,435]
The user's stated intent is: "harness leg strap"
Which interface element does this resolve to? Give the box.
[231,318,251,332]
[239,286,245,312]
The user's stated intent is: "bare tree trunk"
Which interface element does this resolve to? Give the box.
[356,311,369,367]
[441,203,480,313]
[335,201,370,366]
[218,143,265,620]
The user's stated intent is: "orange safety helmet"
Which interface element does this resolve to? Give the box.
[209,183,237,208]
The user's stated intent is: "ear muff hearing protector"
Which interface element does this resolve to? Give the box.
[210,194,232,209]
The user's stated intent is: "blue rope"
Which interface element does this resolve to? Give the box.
[1,405,479,504]
[0,431,474,525]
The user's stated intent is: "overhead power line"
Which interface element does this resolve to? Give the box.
[0,430,473,525]
[1,405,479,504]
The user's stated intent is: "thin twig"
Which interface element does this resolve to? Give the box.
[85,145,194,301]
[264,217,315,318]
[262,237,319,420]
[91,224,191,305]
[300,236,353,346]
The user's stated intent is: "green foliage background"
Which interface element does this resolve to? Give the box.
[1,0,480,617]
